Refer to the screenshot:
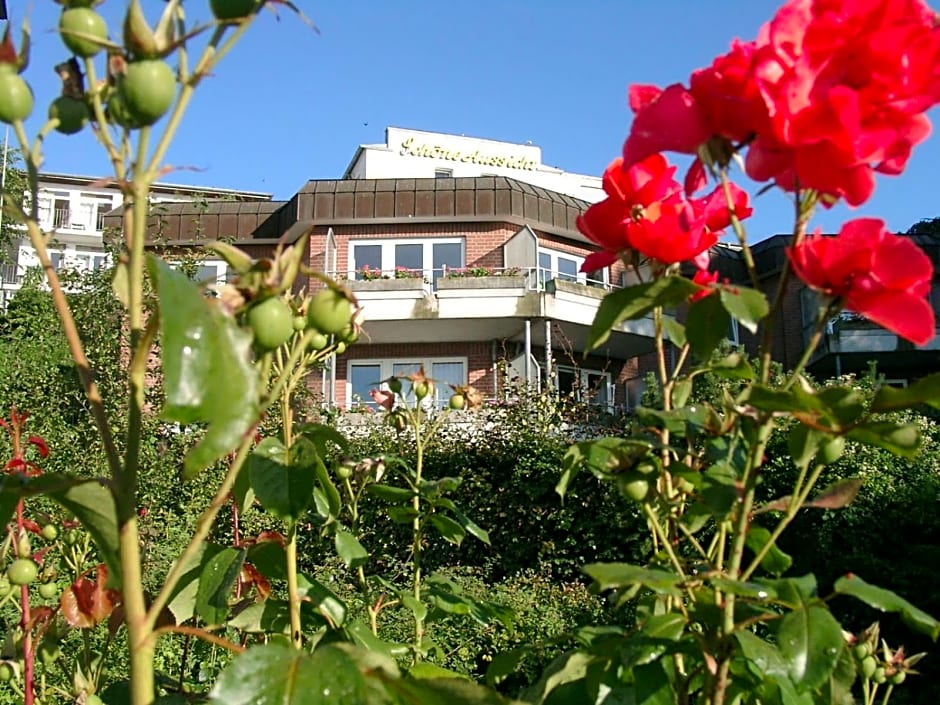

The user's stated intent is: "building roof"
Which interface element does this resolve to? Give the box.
[116,176,595,245]
[39,172,274,201]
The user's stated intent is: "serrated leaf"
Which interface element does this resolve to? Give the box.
[745,524,793,577]
[847,420,920,458]
[776,604,844,692]
[248,437,316,523]
[661,316,687,347]
[429,514,466,546]
[736,630,789,680]
[195,547,245,626]
[334,529,369,569]
[209,644,369,704]
[583,563,682,597]
[700,462,739,518]
[719,285,769,334]
[148,257,259,479]
[686,293,731,360]
[366,484,415,503]
[297,573,347,627]
[834,574,940,640]
[587,277,698,350]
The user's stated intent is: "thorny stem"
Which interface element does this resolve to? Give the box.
[12,121,122,480]
[719,169,759,291]
[281,390,303,650]
[145,430,256,632]
[16,500,34,705]
[411,407,427,662]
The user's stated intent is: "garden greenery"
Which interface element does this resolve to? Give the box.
[0,2,939,705]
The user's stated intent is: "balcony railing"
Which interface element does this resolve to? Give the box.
[337,266,619,293]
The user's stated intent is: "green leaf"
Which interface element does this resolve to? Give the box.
[168,542,221,625]
[408,662,470,680]
[776,604,844,692]
[711,577,778,601]
[429,514,466,546]
[587,277,698,350]
[700,463,739,518]
[787,424,824,471]
[719,285,769,334]
[583,563,682,597]
[759,575,818,606]
[745,524,793,577]
[297,573,347,627]
[245,538,288,581]
[334,529,370,569]
[705,352,754,380]
[401,593,428,624]
[451,509,490,545]
[194,546,245,626]
[148,257,259,479]
[735,630,789,680]
[296,422,348,457]
[521,650,597,705]
[847,420,921,458]
[366,484,415,503]
[661,316,687,347]
[41,475,122,586]
[248,437,316,523]
[0,475,123,585]
[209,644,370,704]
[486,647,529,687]
[833,573,940,640]
[346,620,409,659]
[384,675,514,705]
[388,506,419,523]
[871,371,940,412]
[231,456,255,516]
[312,454,341,521]
[686,293,731,360]
[817,386,866,426]
[633,660,675,705]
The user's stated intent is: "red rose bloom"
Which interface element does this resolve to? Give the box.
[788,218,935,345]
[748,0,940,204]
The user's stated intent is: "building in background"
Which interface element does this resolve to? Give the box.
[0,171,271,306]
[344,127,604,203]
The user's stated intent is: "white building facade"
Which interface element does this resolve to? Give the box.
[1,173,271,305]
[343,127,604,203]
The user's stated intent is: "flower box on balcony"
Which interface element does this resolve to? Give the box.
[436,275,527,291]
[347,278,427,292]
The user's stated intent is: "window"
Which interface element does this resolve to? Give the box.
[347,357,467,410]
[38,191,71,229]
[434,168,453,178]
[349,238,464,286]
[538,248,606,287]
[556,365,612,408]
[167,259,229,286]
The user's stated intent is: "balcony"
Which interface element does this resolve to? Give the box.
[335,266,655,360]
[808,313,940,379]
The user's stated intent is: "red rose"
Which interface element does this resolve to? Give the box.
[788,218,935,345]
[690,268,720,303]
[748,0,940,204]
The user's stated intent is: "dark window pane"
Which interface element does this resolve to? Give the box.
[557,367,577,396]
[431,361,465,407]
[538,252,551,287]
[353,245,382,278]
[432,242,463,287]
[350,364,382,408]
[395,243,423,273]
[558,257,579,282]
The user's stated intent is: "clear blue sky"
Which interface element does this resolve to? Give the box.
[10,1,940,241]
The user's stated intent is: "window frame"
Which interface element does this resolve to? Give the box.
[347,356,468,410]
[537,247,608,287]
[555,363,614,409]
[347,237,465,283]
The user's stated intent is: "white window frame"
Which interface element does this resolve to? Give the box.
[555,364,614,409]
[347,237,465,282]
[537,247,608,288]
[166,258,230,286]
[347,357,468,410]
